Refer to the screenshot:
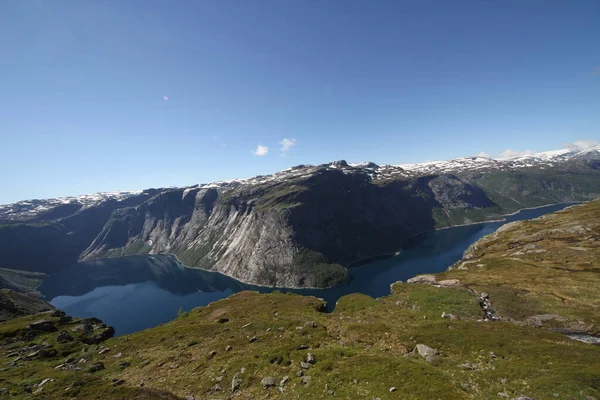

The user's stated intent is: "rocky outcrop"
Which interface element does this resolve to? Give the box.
[0,289,54,322]
[1,157,599,289]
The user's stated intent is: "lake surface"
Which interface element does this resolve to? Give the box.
[39,203,574,336]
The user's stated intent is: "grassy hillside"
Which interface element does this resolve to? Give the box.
[0,200,599,399]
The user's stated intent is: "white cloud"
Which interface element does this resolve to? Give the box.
[252,145,269,156]
[564,139,598,151]
[496,149,534,159]
[280,138,296,152]
[476,151,490,158]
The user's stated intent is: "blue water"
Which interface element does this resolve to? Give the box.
[38,203,573,335]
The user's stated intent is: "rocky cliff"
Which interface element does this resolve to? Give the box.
[1,148,599,289]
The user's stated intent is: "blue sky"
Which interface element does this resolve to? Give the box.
[1,0,598,204]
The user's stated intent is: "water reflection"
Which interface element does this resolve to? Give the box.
[39,203,574,335]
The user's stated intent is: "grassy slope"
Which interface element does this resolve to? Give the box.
[1,201,599,399]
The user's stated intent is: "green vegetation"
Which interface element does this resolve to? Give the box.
[294,249,350,288]
[1,200,599,399]
[0,267,46,293]
[252,183,308,211]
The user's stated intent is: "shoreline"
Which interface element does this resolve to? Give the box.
[346,201,582,271]
[72,201,582,292]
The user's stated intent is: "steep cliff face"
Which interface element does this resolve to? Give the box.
[1,151,599,289]
[0,191,162,275]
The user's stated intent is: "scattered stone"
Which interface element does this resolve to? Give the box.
[407,275,437,284]
[38,378,54,387]
[241,323,251,329]
[209,350,217,358]
[249,336,257,343]
[81,326,115,345]
[266,328,271,332]
[300,362,311,369]
[498,392,509,398]
[512,397,535,400]
[28,320,56,332]
[225,345,232,351]
[56,330,74,343]
[458,362,476,370]
[297,344,309,350]
[112,352,123,358]
[119,361,131,370]
[442,312,457,320]
[301,376,312,385]
[72,323,93,333]
[305,353,316,364]
[480,293,489,299]
[390,387,397,392]
[304,321,317,328]
[89,362,104,373]
[211,384,222,392]
[437,279,462,287]
[414,344,437,358]
[261,377,276,388]
[98,348,111,355]
[296,371,304,377]
[280,376,289,386]
[231,373,242,392]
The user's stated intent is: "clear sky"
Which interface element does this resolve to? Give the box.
[1,0,599,204]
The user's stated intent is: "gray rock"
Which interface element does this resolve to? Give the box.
[231,373,242,392]
[389,387,397,392]
[297,344,309,350]
[301,376,312,385]
[296,370,304,377]
[56,330,74,343]
[98,348,111,355]
[261,377,276,388]
[28,320,56,332]
[89,362,104,373]
[249,336,257,343]
[304,321,317,328]
[280,376,289,386]
[414,344,437,358]
[305,353,316,364]
[225,345,232,351]
[300,362,311,369]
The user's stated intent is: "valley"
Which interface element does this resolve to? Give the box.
[0,199,598,399]
[1,146,599,291]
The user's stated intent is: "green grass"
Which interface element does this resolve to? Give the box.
[1,200,600,399]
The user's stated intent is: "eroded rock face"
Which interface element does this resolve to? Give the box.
[2,154,599,289]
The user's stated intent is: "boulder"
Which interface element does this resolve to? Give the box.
[56,330,74,343]
[89,362,104,373]
[29,320,56,332]
[300,362,311,369]
[414,344,437,358]
[231,373,242,392]
[261,377,276,388]
[407,275,437,284]
[305,353,316,364]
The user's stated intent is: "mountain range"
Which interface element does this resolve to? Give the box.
[1,145,599,290]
